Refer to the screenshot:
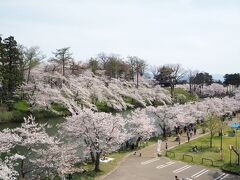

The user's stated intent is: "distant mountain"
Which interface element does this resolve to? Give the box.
[212,74,224,82]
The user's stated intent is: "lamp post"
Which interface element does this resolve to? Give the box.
[219,115,224,160]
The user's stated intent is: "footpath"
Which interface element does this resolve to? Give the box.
[100,130,209,180]
[138,129,207,158]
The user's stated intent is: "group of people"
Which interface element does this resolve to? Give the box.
[186,126,197,143]
[174,124,197,145]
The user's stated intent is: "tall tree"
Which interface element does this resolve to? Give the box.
[205,113,220,148]
[0,36,24,104]
[22,46,44,83]
[127,56,147,88]
[186,69,198,93]
[69,59,82,75]
[50,47,72,76]
[97,52,109,69]
[88,58,99,74]
[155,64,185,97]
[224,73,240,93]
[105,55,121,79]
[61,109,126,171]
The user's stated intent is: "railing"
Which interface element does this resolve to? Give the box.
[183,154,193,162]
[202,158,213,166]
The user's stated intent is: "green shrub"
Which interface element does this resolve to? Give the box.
[0,110,26,123]
[96,100,108,112]
[0,111,14,123]
[122,96,134,105]
[14,100,29,111]
[174,94,187,104]
[152,100,165,106]
[122,96,144,108]
[50,102,71,116]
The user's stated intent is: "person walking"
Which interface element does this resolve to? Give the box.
[178,134,181,145]
[187,134,190,143]
[194,127,197,135]
[190,130,193,138]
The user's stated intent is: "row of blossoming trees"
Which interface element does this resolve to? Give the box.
[1,90,240,179]
[0,108,155,179]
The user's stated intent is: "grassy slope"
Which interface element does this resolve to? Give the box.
[165,87,198,104]
[174,88,198,102]
[0,100,71,123]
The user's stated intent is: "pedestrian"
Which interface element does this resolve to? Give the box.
[187,135,190,143]
[174,126,178,135]
[165,142,168,150]
[194,127,197,135]
[184,126,187,133]
[175,175,179,180]
[178,135,181,145]
[190,130,193,137]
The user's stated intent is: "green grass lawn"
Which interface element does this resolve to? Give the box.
[167,126,240,174]
[166,87,198,104]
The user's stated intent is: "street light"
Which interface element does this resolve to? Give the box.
[220,115,224,160]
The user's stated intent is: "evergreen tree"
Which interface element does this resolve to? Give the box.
[0,36,24,104]
[50,47,72,76]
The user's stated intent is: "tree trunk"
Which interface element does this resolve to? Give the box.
[136,71,139,88]
[136,137,141,148]
[162,126,166,140]
[170,84,174,98]
[94,152,101,171]
[210,131,213,148]
[27,67,31,83]
[20,159,25,178]
[90,151,95,163]
[63,61,65,76]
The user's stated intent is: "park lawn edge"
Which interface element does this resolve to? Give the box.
[165,131,240,175]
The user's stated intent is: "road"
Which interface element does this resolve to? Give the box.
[102,155,239,180]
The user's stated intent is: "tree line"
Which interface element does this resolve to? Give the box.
[1,35,240,107]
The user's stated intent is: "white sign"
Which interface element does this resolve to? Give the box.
[157,140,162,152]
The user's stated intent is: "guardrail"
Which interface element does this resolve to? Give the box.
[166,151,175,158]
[183,154,193,162]
[202,158,213,166]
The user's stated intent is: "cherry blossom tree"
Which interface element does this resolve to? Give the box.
[0,155,24,180]
[61,109,126,171]
[12,115,56,179]
[0,129,22,180]
[20,65,172,113]
[126,109,156,147]
[31,142,81,179]
[176,83,227,97]
[146,106,177,139]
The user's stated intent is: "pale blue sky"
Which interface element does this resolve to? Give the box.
[1,0,240,74]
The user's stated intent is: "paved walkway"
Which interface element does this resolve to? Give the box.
[101,131,240,180]
[136,130,206,158]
